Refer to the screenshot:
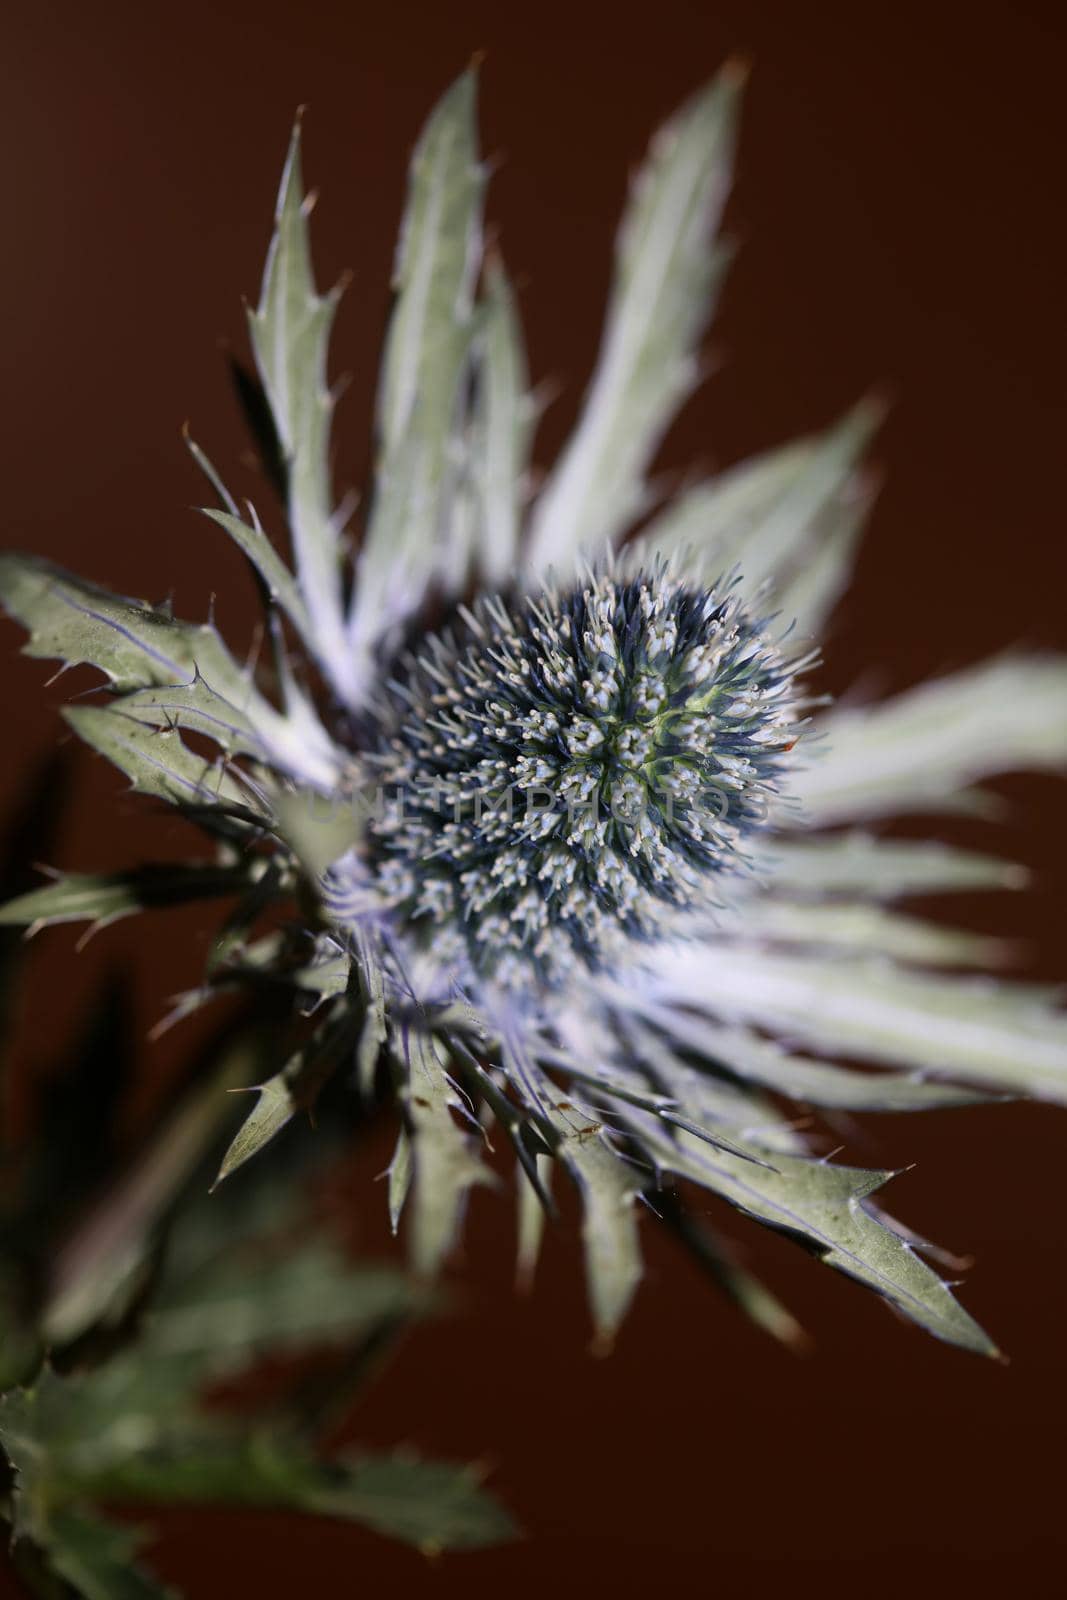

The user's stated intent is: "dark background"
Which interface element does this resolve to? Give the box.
[3,0,1066,1591]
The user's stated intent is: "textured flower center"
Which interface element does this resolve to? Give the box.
[362,569,799,982]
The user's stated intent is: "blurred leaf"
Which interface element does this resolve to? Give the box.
[145,1246,417,1373]
[762,833,1027,899]
[20,1507,171,1600]
[66,1436,514,1554]
[515,1154,550,1292]
[348,71,485,687]
[2,979,137,1357]
[41,1038,256,1348]
[269,783,362,879]
[772,470,877,639]
[736,896,1009,968]
[307,1452,516,1551]
[0,1276,43,1393]
[0,863,252,932]
[641,943,1067,1103]
[351,926,387,1095]
[639,401,878,623]
[472,259,535,587]
[599,1020,807,1149]
[797,655,1067,825]
[386,1126,412,1235]
[630,1005,989,1112]
[527,66,741,571]
[656,1192,804,1347]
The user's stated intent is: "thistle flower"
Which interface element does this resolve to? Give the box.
[3,66,1067,1356]
[349,565,802,986]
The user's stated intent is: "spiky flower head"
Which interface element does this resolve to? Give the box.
[2,65,1066,1359]
[360,566,800,985]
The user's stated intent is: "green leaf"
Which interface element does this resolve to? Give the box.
[348,71,485,691]
[111,675,340,793]
[796,655,1067,825]
[0,553,339,789]
[643,943,1067,1102]
[144,1247,417,1371]
[32,1508,172,1600]
[212,1007,360,1187]
[399,1030,494,1276]
[0,862,251,933]
[567,1132,642,1345]
[3,1369,512,1556]
[308,1452,517,1552]
[0,554,237,698]
[289,937,351,1007]
[211,1074,297,1186]
[248,117,350,693]
[527,66,742,572]
[375,72,483,463]
[62,705,256,813]
[63,1434,514,1555]
[761,833,1028,899]
[639,1117,997,1355]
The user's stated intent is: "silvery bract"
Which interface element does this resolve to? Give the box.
[4,66,1066,1356]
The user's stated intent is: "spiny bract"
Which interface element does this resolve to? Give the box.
[360,567,800,984]
[2,65,1066,1358]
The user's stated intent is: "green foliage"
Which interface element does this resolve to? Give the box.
[0,787,513,1596]
[2,1222,512,1593]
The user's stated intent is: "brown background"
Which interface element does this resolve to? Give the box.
[3,0,1067,1592]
